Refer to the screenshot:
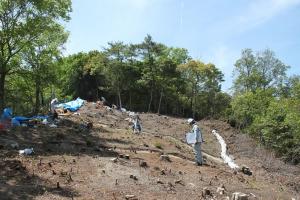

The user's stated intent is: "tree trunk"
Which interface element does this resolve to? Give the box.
[0,72,6,112]
[118,89,122,109]
[129,92,132,110]
[34,80,41,114]
[41,89,44,107]
[157,91,163,114]
[148,85,153,112]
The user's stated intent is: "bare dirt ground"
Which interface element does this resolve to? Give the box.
[0,102,299,200]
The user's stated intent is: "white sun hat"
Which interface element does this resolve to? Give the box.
[187,118,194,124]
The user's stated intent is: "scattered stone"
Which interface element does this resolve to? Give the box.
[102,170,105,174]
[202,187,211,197]
[160,155,171,162]
[231,192,249,200]
[130,175,138,180]
[178,171,183,175]
[249,193,257,199]
[167,181,174,186]
[241,166,252,176]
[110,158,118,163]
[125,194,137,200]
[217,186,226,195]
[188,183,196,188]
[140,161,148,167]
[157,179,164,184]
[175,179,184,185]
[160,169,166,175]
[60,171,68,176]
[143,144,149,147]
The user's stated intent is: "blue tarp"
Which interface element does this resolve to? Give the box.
[56,97,84,112]
[13,115,48,123]
[1,108,12,119]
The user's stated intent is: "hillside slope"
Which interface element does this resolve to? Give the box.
[0,102,299,200]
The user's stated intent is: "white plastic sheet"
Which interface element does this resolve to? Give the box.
[19,148,34,155]
[212,130,239,169]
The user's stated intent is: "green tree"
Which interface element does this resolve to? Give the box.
[179,60,205,118]
[251,98,300,163]
[138,35,164,112]
[58,51,107,100]
[230,89,274,129]
[156,50,181,114]
[200,63,224,117]
[22,23,68,113]
[233,49,257,93]
[233,48,289,94]
[104,42,128,108]
[256,49,289,90]
[0,0,71,111]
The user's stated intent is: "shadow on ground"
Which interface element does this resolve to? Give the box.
[0,117,122,200]
[0,159,79,200]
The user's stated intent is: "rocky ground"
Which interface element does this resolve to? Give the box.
[0,102,299,200]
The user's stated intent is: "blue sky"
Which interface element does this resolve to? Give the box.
[65,0,300,91]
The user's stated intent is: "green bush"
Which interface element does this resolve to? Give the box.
[250,99,300,164]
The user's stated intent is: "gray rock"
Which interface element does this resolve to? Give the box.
[160,155,171,162]
[241,165,252,176]
[231,192,249,200]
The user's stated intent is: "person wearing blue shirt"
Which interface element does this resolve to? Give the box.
[187,118,203,166]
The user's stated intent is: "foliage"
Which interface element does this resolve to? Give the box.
[0,0,72,111]
[250,98,300,164]
[230,48,299,163]
[233,49,289,94]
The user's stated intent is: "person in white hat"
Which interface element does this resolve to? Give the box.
[50,98,59,120]
[187,118,203,166]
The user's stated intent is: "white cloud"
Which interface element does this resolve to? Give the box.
[235,0,300,32]
[208,0,300,38]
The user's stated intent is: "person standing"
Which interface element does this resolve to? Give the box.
[132,114,142,134]
[50,98,59,120]
[187,118,204,166]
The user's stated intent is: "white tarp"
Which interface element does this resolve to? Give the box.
[212,130,239,169]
